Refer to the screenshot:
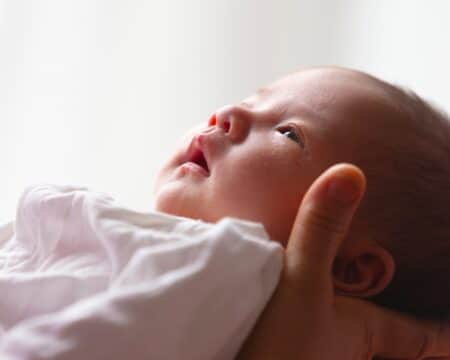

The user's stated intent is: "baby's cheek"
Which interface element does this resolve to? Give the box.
[221,161,280,206]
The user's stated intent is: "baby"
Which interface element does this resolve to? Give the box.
[154,66,450,318]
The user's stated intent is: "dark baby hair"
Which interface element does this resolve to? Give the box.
[350,79,450,319]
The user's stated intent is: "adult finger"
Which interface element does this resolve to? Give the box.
[366,303,450,359]
[285,163,366,300]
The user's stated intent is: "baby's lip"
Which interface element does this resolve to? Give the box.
[184,134,211,176]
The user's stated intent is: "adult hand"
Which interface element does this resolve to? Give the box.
[237,163,450,360]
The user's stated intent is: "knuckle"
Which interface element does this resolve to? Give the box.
[306,206,348,237]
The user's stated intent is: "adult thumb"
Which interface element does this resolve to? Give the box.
[285,163,366,300]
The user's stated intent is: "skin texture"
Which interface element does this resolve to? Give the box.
[154,67,398,245]
[154,67,399,297]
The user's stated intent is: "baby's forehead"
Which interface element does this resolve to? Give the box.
[264,68,396,124]
[270,68,388,103]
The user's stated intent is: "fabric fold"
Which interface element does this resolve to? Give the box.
[0,184,283,359]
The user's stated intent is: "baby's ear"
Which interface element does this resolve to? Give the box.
[332,243,395,298]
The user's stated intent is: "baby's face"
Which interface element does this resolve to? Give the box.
[154,67,397,245]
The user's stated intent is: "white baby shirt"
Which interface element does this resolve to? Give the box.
[0,184,283,360]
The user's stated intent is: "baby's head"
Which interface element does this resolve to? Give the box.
[154,67,450,318]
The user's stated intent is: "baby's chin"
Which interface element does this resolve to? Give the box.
[153,192,206,221]
[154,194,185,217]
[154,194,289,246]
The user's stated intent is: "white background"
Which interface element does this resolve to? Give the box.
[1,0,449,222]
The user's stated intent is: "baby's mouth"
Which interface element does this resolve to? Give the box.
[184,135,210,176]
[189,148,209,173]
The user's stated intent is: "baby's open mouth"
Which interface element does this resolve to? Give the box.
[189,148,209,173]
[184,136,210,176]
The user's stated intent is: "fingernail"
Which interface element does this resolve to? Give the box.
[327,176,360,205]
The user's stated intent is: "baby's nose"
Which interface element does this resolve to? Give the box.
[214,104,251,142]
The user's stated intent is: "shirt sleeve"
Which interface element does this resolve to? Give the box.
[0,217,283,360]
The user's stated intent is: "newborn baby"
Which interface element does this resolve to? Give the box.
[1,67,448,359]
[154,66,450,318]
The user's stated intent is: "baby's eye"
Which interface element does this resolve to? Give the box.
[278,126,304,147]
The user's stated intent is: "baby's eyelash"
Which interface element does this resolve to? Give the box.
[278,125,304,147]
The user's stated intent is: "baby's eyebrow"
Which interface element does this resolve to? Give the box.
[256,87,271,97]
[239,88,271,108]
[296,104,324,123]
[239,101,253,109]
